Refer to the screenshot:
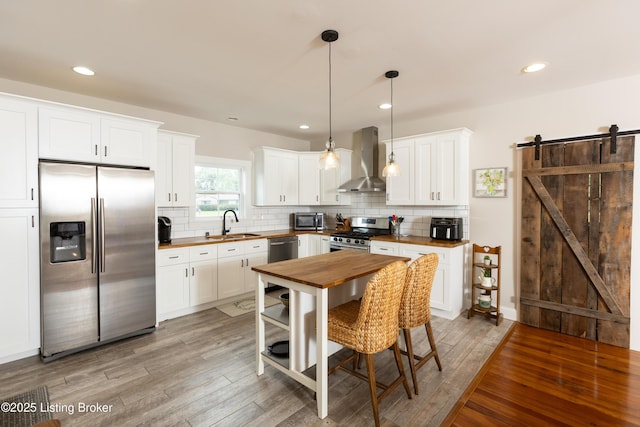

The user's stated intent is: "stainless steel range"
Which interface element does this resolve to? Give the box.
[330,216,390,252]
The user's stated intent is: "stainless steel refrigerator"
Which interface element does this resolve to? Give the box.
[39,162,156,360]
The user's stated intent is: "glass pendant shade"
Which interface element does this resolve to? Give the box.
[319,139,341,170]
[383,70,400,177]
[382,153,399,177]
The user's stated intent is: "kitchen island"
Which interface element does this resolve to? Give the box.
[252,250,410,419]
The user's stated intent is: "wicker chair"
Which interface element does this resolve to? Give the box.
[327,260,411,427]
[399,253,443,394]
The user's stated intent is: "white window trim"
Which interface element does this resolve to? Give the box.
[193,155,252,222]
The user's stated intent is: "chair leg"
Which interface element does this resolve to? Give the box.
[392,341,413,399]
[402,328,419,394]
[364,353,381,427]
[425,321,442,371]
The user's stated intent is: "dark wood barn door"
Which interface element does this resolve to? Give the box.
[520,136,634,347]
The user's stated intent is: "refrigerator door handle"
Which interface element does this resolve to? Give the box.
[100,198,106,273]
[91,197,98,274]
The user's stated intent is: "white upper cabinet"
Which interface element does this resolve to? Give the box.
[298,152,321,205]
[156,130,196,207]
[0,95,38,208]
[385,139,414,205]
[253,147,299,206]
[298,149,352,206]
[100,117,157,167]
[39,105,159,167]
[386,128,471,206]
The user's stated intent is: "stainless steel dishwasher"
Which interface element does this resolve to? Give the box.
[267,236,298,290]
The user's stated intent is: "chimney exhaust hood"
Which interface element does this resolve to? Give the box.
[338,126,386,193]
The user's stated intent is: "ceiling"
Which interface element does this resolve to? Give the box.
[1,1,640,141]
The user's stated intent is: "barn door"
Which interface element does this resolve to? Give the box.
[520,136,633,348]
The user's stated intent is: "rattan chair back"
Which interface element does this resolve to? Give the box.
[346,260,407,354]
[399,253,439,329]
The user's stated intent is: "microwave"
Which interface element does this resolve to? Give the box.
[292,212,324,231]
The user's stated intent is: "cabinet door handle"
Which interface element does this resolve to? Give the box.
[174,193,178,202]
[386,193,389,201]
[185,268,188,278]
[335,195,339,202]
[169,256,179,259]
[246,258,249,266]
[192,267,195,276]
[95,144,98,156]
[31,188,34,201]
[431,192,435,200]
[437,192,441,200]
[283,195,286,202]
[241,259,244,267]
[31,215,35,228]
[168,193,172,202]
[104,146,108,157]
[316,195,319,202]
[200,252,208,255]
[379,247,389,251]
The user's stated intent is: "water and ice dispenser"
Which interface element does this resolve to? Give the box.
[49,222,86,263]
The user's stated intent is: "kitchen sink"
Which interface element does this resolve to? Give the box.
[206,232,261,241]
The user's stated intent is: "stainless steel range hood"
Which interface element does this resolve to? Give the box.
[338,126,386,192]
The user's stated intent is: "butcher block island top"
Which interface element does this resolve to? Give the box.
[251,250,411,288]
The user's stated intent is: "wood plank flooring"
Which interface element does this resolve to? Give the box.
[444,322,640,426]
[0,303,512,427]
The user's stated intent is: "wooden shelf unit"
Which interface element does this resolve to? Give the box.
[467,244,502,325]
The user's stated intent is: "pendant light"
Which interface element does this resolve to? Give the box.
[319,29,341,170]
[382,70,400,177]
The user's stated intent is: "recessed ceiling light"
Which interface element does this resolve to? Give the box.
[299,124,310,130]
[379,103,392,110]
[72,66,95,76]
[522,62,548,73]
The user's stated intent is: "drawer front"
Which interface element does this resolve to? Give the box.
[189,245,218,262]
[244,239,267,254]
[158,248,189,266]
[400,245,448,265]
[217,241,245,258]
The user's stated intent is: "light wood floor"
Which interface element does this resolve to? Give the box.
[0,303,512,427]
[444,322,640,426]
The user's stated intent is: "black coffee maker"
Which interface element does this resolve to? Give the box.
[158,216,172,243]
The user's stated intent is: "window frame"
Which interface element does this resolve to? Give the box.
[193,155,251,222]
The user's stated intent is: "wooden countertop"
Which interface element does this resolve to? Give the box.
[158,229,333,249]
[371,235,468,248]
[251,251,411,289]
[159,229,467,250]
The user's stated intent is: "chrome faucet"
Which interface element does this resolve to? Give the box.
[222,209,239,235]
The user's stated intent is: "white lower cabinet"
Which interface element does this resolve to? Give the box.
[0,209,40,363]
[217,239,267,299]
[157,245,219,321]
[189,246,218,306]
[298,234,325,258]
[157,248,191,320]
[370,240,465,319]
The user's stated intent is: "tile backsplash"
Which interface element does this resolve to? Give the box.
[158,192,468,240]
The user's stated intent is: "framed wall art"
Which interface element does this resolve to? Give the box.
[474,167,507,197]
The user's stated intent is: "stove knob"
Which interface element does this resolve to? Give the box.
[338,238,343,242]
[346,238,351,243]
